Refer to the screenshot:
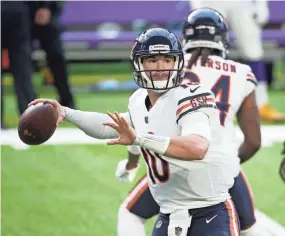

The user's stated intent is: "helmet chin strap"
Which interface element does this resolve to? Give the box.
[148,88,168,94]
[150,80,171,93]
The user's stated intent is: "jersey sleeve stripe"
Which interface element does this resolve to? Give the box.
[178,92,212,105]
[207,97,215,103]
[247,73,256,79]
[247,73,257,83]
[176,104,216,123]
[247,73,254,77]
[246,78,257,86]
[176,97,215,116]
[176,103,192,116]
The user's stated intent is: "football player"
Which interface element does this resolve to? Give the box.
[30,27,239,236]
[116,8,267,236]
[189,0,285,122]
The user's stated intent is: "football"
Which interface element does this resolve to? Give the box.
[18,103,58,145]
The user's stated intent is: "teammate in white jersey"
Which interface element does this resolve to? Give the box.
[30,27,239,236]
[189,0,285,122]
[116,8,267,236]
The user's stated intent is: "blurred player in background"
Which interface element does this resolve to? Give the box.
[26,1,76,109]
[1,1,37,129]
[115,8,272,236]
[30,28,240,236]
[189,0,285,122]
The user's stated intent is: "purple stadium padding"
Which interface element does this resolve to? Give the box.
[59,1,285,47]
[61,30,285,46]
[60,1,285,25]
[268,1,285,23]
[60,1,188,25]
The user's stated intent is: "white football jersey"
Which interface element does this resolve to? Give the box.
[184,54,257,177]
[128,85,234,214]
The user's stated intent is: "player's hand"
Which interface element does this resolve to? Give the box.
[252,3,269,26]
[115,159,140,183]
[104,112,137,146]
[35,8,51,25]
[28,99,65,126]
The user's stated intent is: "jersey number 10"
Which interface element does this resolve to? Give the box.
[141,148,170,184]
[141,73,231,185]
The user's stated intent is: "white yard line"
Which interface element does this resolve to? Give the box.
[1,125,284,150]
[256,210,285,236]
[1,128,108,150]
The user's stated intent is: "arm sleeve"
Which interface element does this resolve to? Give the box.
[252,0,269,25]
[64,107,132,139]
[244,69,257,97]
[178,111,212,141]
[176,85,217,141]
[176,86,217,123]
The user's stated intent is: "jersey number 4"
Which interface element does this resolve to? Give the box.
[141,148,170,185]
[184,72,230,126]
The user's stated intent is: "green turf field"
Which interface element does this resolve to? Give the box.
[2,143,285,236]
[1,67,285,235]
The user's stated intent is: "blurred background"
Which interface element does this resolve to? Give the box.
[1,1,285,236]
[1,1,285,127]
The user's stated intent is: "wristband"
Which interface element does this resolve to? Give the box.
[133,133,170,155]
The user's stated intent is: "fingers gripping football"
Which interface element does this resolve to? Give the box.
[29,98,66,126]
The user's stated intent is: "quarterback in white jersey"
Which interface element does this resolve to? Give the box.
[116,9,265,236]
[30,27,239,236]
[128,82,233,213]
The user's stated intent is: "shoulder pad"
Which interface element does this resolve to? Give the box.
[174,84,216,123]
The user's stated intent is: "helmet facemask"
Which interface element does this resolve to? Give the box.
[133,50,184,93]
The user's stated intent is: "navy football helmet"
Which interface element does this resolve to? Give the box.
[131,28,184,92]
[182,8,229,57]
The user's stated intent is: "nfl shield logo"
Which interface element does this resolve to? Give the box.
[175,226,182,236]
[145,116,148,124]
